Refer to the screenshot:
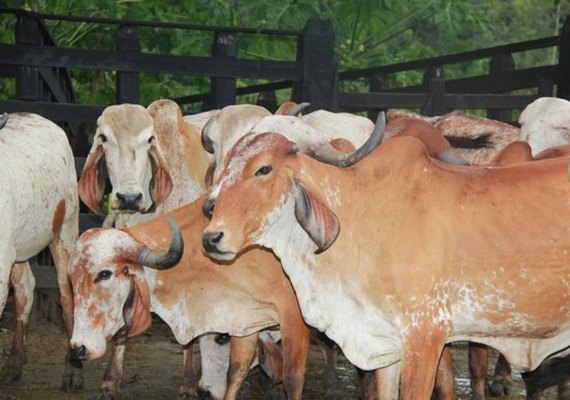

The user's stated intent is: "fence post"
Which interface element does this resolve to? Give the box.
[293,18,337,112]
[15,15,41,101]
[558,16,570,100]
[422,66,445,116]
[256,90,278,113]
[488,53,515,121]
[210,31,237,109]
[538,78,554,97]
[116,25,140,104]
[367,72,388,121]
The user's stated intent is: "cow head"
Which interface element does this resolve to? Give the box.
[78,104,173,215]
[201,113,385,261]
[520,97,570,155]
[201,104,272,181]
[69,218,183,362]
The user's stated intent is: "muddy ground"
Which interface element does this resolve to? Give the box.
[0,293,559,400]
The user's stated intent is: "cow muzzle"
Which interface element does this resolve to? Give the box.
[202,231,236,261]
[114,192,144,211]
[70,344,87,366]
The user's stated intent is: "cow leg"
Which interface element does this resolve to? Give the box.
[49,237,83,391]
[468,342,488,400]
[358,369,376,400]
[374,362,400,400]
[399,329,447,400]
[1,262,34,383]
[315,332,341,396]
[179,342,198,399]
[434,345,455,400]
[558,377,570,400]
[224,333,259,400]
[279,323,311,400]
[488,353,512,397]
[99,341,126,399]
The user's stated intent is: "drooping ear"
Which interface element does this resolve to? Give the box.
[149,145,174,206]
[122,267,152,338]
[256,334,284,383]
[78,144,106,214]
[293,180,340,253]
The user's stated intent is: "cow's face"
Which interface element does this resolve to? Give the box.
[201,104,272,180]
[202,133,298,261]
[68,228,153,361]
[202,132,342,263]
[78,104,173,215]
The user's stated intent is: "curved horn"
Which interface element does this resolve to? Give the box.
[436,150,470,165]
[287,102,311,116]
[201,118,215,154]
[0,113,7,130]
[137,217,184,269]
[312,111,386,167]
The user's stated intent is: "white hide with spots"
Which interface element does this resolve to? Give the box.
[0,112,78,339]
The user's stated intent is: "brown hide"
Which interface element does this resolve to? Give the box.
[203,131,570,400]
[124,197,310,399]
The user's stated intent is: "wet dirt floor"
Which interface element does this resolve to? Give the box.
[0,305,559,400]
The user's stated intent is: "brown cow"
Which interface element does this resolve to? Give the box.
[386,109,522,164]
[68,196,313,400]
[202,117,570,399]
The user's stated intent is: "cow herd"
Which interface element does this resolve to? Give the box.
[1,96,570,399]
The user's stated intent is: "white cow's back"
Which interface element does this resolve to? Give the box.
[0,113,78,260]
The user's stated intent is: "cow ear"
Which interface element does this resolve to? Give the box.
[122,269,152,338]
[78,144,105,214]
[149,146,174,206]
[293,180,340,253]
[256,334,284,383]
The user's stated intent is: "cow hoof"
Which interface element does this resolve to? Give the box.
[0,363,22,383]
[488,378,512,397]
[61,371,84,391]
[98,387,120,400]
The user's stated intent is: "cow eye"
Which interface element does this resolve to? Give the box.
[99,134,107,143]
[148,136,155,144]
[95,270,113,283]
[255,165,272,176]
[215,333,231,345]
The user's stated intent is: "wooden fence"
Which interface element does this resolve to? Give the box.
[2,8,570,289]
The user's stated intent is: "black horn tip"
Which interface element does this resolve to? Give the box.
[137,217,184,269]
[0,113,8,130]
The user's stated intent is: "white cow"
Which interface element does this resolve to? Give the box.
[77,100,286,399]
[0,113,80,389]
[77,99,217,397]
[201,102,375,180]
[519,97,570,155]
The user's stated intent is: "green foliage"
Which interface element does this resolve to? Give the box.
[1,0,569,107]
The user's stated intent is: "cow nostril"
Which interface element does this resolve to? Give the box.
[202,232,224,253]
[197,388,212,400]
[71,344,87,361]
[116,192,143,210]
